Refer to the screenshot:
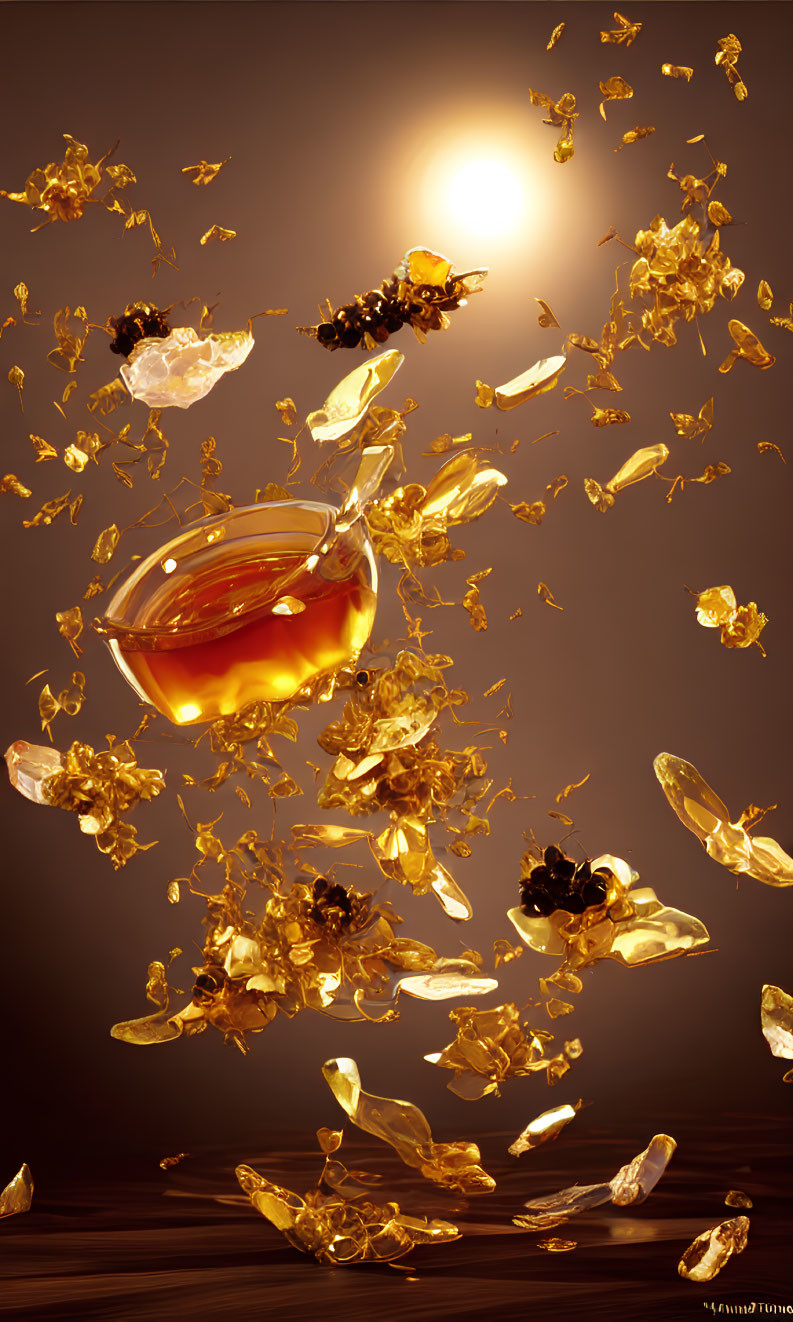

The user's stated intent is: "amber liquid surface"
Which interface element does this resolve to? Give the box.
[115,552,376,724]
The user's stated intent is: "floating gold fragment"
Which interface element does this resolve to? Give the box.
[715,34,748,102]
[761,985,793,1077]
[528,89,578,163]
[474,379,495,408]
[56,606,83,655]
[654,753,793,887]
[670,397,713,441]
[630,216,743,347]
[511,501,545,526]
[590,407,629,427]
[1,474,31,499]
[91,522,120,564]
[307,349,403,443]
[8,365,24,410]
[48,306,89,372]
[537,582,563,611]
[600,12,642,45]
[662,63,693,81]
[516,1134,676,1231]
[181,158,230,186]
[236,1157,460,1266]
[30,434,57,462]
[719,319,775,373]
[757,441,785,463]
[508,1103,578,1156]
[678,1217,749,1281]
[585,444,669,512]
[536,299,560,329]
[546,22,565,50]
[159,1152,190,1170]
[322,1057,495,1194]
[199,224,236,244]
[0,1164,33,1218]
[725,1190,753,1209]
[599,75,633,121]
[556,773,590,804]
[537,1238,577,1252]
[758,280,773,311]
[707,200,732,227]
[694,585,766,653]
[425,1002,573,1100]
[495,355,566,409]
[0,134,121,226]
[275,397,297,426]
[616,127,655,150]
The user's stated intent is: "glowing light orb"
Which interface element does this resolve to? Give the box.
[448,160,525,237]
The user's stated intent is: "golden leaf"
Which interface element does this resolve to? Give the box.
[538,582,563,611]
[599,75,634,120]
[181,158,230,186]
[510,500,545,525]
[616,126,655,150]
[600,12,642,45]
[200,224,237,245]
[91,522,121,564]
[556,773,590,803]
[546,22,565,50]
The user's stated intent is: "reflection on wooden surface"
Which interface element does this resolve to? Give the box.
[1,1115,791,1320]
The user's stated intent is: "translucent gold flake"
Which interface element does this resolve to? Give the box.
[47,306,89,372]
[654,752,793,887]
[599,76,634,120]
[508,1103,578,1156]
[166,880,180,904]
[693,585,767,654]
[275,397,297,426]
[55,606,83,655]
[307,349,404,443]
[91,523,120,565]
[584,444,669,512]
[199,224,237,244]
[670,397,713,441]
[5,739,63,803]
[181,158,230,186]
[758,280,774,311]
[37,671,85,737]
[463,572,488,631]
[425,1003,573,1100]
[662,63,694,81]
[556,773,590,804]
[40,738,165,867]
[159,1152,190,1170]
[719,319,775,373]
[120,327,254,409]
[715,35,748,102]
[0,1164,33,1218]
[88,378,129,416]
[515,1134,675,1231]
[725,1190,753,1209]
[493,937,523,967]
[236,1157,460,1266]
[536,299,560,329]
[537,582,563,611]
[474,380,495,408]
[600,13,642,45]
[757,442,785,462]
[590,407,630,426]
[64,430,102,472]
[547,475,567,499]
[761,985,793,1073]
[322,1057,495,1194]
[537,1238,577,1252]
[495,355,566,409]
[546,22,565,50]
[616,127,655,150]
[30,434,57,462]
[678,1217,749,1281]
[528,89,578,163]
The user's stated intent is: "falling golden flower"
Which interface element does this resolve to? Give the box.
[654,752,793,888]
[425,1003,575,1100]
[322,1057,495,1194]
[0,134,122,226]
[693,584,767,654]
[629,216,743,347]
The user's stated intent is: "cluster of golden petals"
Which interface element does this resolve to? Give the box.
[629,215,744,347]
[111,874,487,1050]
[316,650,481,822]
[528,88,578,163]
[715,33,748,102]
[694,585,767,654]
[0,134,131,227]
[237,1160,460,1266]
[43,737,164,867]
[425,1002,576,1100]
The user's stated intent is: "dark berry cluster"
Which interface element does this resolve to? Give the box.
[108,302,171,357]
[309,876,355,931]
[313,274,466,352]
[519,845,609,918]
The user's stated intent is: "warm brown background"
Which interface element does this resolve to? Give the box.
[1,0,792,1196]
